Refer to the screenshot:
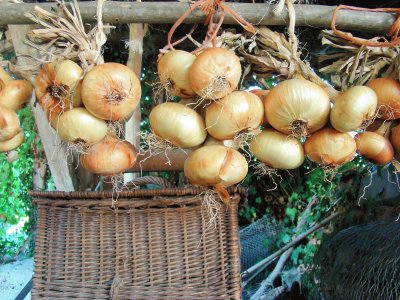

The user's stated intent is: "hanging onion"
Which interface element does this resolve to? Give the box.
[355,132,393,165]
[47,109,62,129]
[0,105,20,142]
[81,62,141,121]
[330,86,377,132]
[189,47,241,100]
[158,50,196,98]
[367,78,400,119]
[80,135,138,175]
[205,91,263,140]
[0,80,33,111]
[390,124,400,159]
[55,108,108,146]
[304,128,356,166]
[0,66,13,87]
[250,129,304,169]
[149,102,206,148]
[179,98,207,118]
[250,89,270,101]
[366,119,392,139]
[35,60,83,112]
[264,79,331,137]
[203,135,238,150]
[184,145,248,188]
[0,132,24,152]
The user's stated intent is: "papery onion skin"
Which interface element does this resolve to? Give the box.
[367,78,400,119]
[0,105,20,142]
[81,63,141,121]
[304,128,356,166]
[0,132,24,152]
[0,67,13,87]
[0,80,33,111]
[250,129,304,169]
[80,135,138,175]
[205,91,264,140]
[189,48,241,100]
[150,102,206,148]
[55,108,108,145]
[330,86,377,132]
[35,60,83,112]
[158,50,196,98]
[355,132,393,165]
[366,119,392,139]
[184,145,248,187]
[250,89,270,101]
[390,124,400,159]
[179,98,207,118]
[203,135,239,150]
[264,79,331,135]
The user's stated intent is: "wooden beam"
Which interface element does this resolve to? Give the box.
[0,2,396,32]
[128,149,190,173]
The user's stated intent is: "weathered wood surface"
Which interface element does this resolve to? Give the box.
[0,2,396,32]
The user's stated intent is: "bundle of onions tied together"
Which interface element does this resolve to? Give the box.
[35,60,141,176]
[0,67,33,160]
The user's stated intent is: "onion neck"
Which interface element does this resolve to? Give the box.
[213,183,230,206]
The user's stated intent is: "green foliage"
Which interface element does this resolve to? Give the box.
[0,106,37,262]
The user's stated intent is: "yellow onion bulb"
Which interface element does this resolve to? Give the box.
[158,50,196,98]
[189,48,241,100]
[330,86,377,132]
[81,63,141,121]
[264,79,330,137]
[205,91,264,140]
[390,124,400,159]
[203,135,239,150]
[184,145,248,187]
[0,66,13,87]
[367,78,400,119]
[366,119,392,139]
[0,105,20,142]
[55,108,107,146]
[35,60,83,112]
[0,132,24,152]
[355,132,393,165]
[250,89,270,101]
[179,98,207,118]
[80,135,138,175]
[250,129,304,169]
[149,102,206,148]
[304,128,356,166]
[47,109,62,129]
[0,80,33,111]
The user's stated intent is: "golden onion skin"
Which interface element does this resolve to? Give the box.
[250,129,304,170]
[367,78,400,120]
[150,102,207,148]
[356,132,393,165]
[0,104,20,142]
[0,132,24,152]
[390,124,400,160]
[0,80,33,111]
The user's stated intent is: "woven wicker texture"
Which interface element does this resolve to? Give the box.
[31,189,243,300]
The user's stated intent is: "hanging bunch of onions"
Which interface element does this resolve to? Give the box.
[158,50,196,98]
[0,105,21,142]
[205,91,264,140]
[390,124,400,159]
[304,128,356,166]
[189,48,241,100]
[355,132,393,165]
[366,119,393,139]
[367,78,400,119]
[81,62,141,121]
[149,102,207,148]
[0,132,24,152]
[0,80,33,111]
[264,79,331,138]
[250,129,304,170]
[184,145,248,202]
[80,134,138,175]
[54,108,108,146]
[330,86,377,132]
[35,60,83,113]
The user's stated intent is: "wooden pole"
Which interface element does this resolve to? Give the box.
[0,2,396,32]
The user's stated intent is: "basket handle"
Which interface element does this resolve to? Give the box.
[126,176,174,189]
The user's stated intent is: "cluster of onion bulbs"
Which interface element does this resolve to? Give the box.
[0,67,32,156]
[35,60,141,175]
[155,48,400,198]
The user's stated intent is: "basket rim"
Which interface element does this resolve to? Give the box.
[28,186,247,199]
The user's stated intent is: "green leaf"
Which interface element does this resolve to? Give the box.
[285,207,297,222]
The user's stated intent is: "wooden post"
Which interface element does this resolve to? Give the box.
[8,25,76,191]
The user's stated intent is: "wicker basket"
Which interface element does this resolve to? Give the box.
[29,188,243,299]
